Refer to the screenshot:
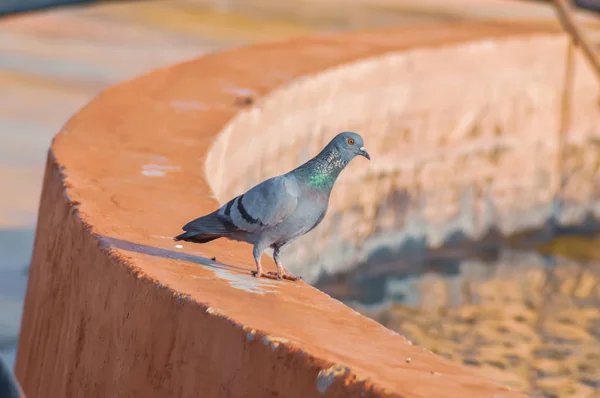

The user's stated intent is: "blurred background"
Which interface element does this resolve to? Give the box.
[1,1,599,397]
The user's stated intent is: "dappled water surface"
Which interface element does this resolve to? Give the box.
[319,236,600,398]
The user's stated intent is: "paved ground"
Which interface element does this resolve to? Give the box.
[0,0,598,372]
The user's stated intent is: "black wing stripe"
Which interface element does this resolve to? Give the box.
[224,197,236,216]
[220,216,239,231]
[237,194,263,225]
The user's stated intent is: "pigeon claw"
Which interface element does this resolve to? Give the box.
[252,270,281,280]
[251,270,265,278]
[266,271,301,281]
[267,271,283,280]
[261,272,282,281]
[282,273,300,281]
[275,271,302,282]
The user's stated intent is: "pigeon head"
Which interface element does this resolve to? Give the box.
[294,131,370,190]
[328,132,370,161]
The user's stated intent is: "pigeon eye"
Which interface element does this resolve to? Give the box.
[347,138,355,145]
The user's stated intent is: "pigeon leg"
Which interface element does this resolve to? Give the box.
[268,246,301,281]
[250,258,264,278]
[250,243,265,278]
[251,242,280,280]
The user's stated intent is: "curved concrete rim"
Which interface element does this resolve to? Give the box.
[15,22,561,397]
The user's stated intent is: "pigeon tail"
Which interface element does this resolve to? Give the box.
[173,231,221,244]
[174,211,238,243]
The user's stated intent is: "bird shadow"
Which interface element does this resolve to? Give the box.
[96,235,250,275]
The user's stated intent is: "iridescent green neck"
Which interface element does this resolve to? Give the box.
[297,147,349,191]
[307,172,336,189]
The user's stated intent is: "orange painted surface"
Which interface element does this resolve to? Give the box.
[14,22,558,397]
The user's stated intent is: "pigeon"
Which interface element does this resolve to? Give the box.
[175,132,370,281]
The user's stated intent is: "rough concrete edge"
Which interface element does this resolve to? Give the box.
[41,148,400,397]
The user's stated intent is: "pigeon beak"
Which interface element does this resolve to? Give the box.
[359,146,371,160]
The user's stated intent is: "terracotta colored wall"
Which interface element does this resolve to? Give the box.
[207,31,600,282]
[15,22,572,398]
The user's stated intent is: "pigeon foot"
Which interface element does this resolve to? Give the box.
[266,271,283,280]
[283,273,301,281]
[267,271,301,282]
[252,270,282,280]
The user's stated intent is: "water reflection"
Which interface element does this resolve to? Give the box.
[317,235,600,398]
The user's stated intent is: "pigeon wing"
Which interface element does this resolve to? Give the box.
[216,176,299,233]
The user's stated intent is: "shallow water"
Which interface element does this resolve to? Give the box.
[318,235,600,397]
